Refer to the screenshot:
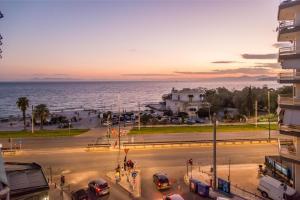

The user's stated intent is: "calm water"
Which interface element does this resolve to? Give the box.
[0,81,279,118]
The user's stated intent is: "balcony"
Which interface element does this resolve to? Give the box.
[278,138,299,162]
[278,21,300,42]
[279,46,300,60]
[278,72,300,83]
[280,124,300,136]
[278,96,300,109]
[279,0,300,21]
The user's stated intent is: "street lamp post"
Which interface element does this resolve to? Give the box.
[32,105,34,134]
[69,122,71,136]
[212,113,217,190]
[268,91,271,141]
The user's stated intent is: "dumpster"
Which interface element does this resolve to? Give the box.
[189,178,210,197]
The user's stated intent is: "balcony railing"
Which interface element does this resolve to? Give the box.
[279,46,296,56]
[279,20,295,30]
[278,139,297,160]
[278,96,300,106]
[278,72,300,81]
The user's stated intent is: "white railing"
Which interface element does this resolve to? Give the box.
[278,138,297,160]
[278,72,300,80]
[279,46,296,55]
[280,0,298,4]
[279,20,295,30]
[278,96,300,105]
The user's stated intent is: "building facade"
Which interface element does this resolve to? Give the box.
[164,88,209,118]
[278,0,300,192]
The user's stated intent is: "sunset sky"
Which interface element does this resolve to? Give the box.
[0,0,283,81]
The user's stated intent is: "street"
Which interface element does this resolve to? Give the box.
[4,142,278,199]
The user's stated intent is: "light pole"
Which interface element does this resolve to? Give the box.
[32,105,34,133]
[212,113,217,190]
[68,122,71,136]
[138,102,141,131]
[268,90,271,141]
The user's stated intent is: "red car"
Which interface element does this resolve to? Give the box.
[153,173,171,190]
[88,179,110,196]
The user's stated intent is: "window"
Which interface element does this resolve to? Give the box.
[188,94,194,102]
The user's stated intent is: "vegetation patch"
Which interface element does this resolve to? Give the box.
[0,129,89,138]
[129,124,278,135]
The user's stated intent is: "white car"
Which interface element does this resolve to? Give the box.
[258,176,298,200]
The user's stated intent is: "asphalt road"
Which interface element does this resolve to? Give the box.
[5,143,278,200]
[0,127,281,150]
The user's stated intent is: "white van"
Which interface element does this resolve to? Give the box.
[258,176,298,200]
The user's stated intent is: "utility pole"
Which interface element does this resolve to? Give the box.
[228,158,231,182]
[268,91,271,141]
[118,95,121,150]
[212,113,217,190]
[118,95,121,180]
[32,105,34,133]
[255,100,258,127]
[138,102,141,131]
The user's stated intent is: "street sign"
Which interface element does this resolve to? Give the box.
[124,148,129,154]
[132,171,138,178]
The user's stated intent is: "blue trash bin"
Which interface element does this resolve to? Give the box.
[189,179,210,197]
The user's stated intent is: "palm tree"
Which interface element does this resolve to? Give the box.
[34,104,50,130]
[16,97,29,130]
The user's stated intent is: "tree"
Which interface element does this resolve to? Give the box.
[34,104,50,130]
[16,97,29,130]
[140,114,152,125]
[246,86,254,117]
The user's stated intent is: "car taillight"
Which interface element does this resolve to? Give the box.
[96,188,101,193]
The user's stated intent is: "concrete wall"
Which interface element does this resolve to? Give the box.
[294,164,300,192]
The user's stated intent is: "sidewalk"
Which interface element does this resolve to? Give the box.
[183,164,264,200]
[106,169,141,198]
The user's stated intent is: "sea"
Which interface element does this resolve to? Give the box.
[0,81,280,118]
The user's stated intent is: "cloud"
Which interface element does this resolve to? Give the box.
[211,61,243,64]
[174,67,272,75]
[122,73,176,77]
[128,48,137,52]
[241,53,278,59]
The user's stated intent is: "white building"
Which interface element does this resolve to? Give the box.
[164,88,209,118]
[277,0,300,192]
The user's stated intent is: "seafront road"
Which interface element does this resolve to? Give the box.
[4,142,278,199]
[0,127,282,150]
[1,128,280,199]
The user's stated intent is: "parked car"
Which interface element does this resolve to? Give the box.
[164,194,184,200]
[195,118,205,123]
[71,189,88,200]
[88,179,110,196]
[186,119,196,125]
[153,173,171,190]
[258,175,299,200]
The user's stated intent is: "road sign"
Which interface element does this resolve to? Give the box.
[132,171,138,178]
[124,148,129,154]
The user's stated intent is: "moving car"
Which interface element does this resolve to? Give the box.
[258,175,299,200]
[164,194,184,200]
[88,179,110,196]
[71,189,88,200]
[153,173,171,190]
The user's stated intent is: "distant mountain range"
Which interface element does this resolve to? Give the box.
[4,75,277,82]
